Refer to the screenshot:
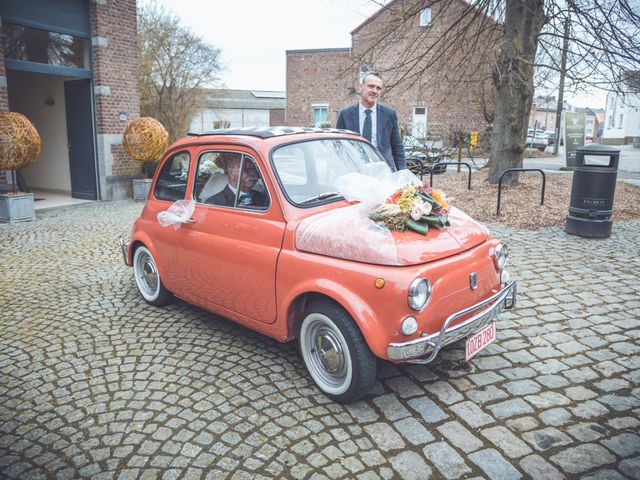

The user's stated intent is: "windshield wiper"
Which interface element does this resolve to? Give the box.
[299,191,341,204]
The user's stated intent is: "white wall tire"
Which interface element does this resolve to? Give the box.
[133,245,172,306]
[299,300,376,403]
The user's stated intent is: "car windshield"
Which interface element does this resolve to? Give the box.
[271,138,388,205]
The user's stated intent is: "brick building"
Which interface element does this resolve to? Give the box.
[0,0,139,201]
[286,0,496,143]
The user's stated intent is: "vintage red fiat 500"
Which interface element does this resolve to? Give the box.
[120,127,516,403]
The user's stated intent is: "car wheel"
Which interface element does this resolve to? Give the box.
[133,245,172,306]
[299,300,376,403]
[537,146,546,152]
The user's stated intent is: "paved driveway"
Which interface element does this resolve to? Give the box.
[1,201,639,479]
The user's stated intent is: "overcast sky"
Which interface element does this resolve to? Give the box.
[157,0,607,109]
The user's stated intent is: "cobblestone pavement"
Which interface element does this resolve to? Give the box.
[1,201,639,480]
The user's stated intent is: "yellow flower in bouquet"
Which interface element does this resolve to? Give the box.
[430,188,449,210]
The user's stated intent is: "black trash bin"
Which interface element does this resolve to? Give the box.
[565,144,620,238]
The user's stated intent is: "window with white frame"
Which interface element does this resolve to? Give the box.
[313,105,328,127]
[420,8,432,26]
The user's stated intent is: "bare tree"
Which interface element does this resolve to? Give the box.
[353,0,639,183]
[137,1,222,142]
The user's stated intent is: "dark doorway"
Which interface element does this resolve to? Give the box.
[64,79,98,199]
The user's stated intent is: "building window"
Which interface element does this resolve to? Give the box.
[619,114,623,128]
[359,64,376,83]
[2,22,89,69]
[420,8,432,26]
[412,106,427,137]
[313,105,328,127]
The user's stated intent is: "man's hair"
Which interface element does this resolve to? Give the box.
[362,72,382,83]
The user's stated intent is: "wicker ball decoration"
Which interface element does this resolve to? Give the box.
[123,117,169,162]
[0,112,42,170]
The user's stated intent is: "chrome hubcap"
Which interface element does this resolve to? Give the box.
[136,252,158,296]
[314,328,345,375]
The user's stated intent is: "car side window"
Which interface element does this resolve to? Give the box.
[154,151,190,201]
[194,151,270,210]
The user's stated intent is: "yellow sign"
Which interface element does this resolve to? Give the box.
[470,131,478,148]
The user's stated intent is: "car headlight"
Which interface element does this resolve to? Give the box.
[494,243,508,270]
[408,278,431,311]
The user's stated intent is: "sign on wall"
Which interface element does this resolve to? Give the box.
[565,112,585,167]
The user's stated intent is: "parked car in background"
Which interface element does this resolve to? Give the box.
[545,130,564,147]
[120,127,516,403]
[526,129,548,151]
[403,135,447,176]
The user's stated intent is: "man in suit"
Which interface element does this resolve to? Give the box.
[336,72,406,171]
[205,153,268,208]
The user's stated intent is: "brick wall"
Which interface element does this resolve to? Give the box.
[0,22,7,112]
[286,49,355,127]
[286,0,496,144]
[0,22,9,185]
[90,0,141,199]
[269,108,285,126]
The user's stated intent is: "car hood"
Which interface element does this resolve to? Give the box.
[295,206,489,266]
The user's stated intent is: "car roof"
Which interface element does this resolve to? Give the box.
[185,126,355,139]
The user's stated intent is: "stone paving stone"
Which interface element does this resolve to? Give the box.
[619,458,640,479]
[549,444,616,474]
[389,451,432,480]
[505,416,539,433]
[406,397,448,424]
[372,394,410,421]
[394,418,434,446]
[436,421,483,453]
[384,377,423,398]
[486,399,534,419]
[523,391,570,409]
[570,400,610,419]
[537,407,571,426]
[519,454,564,480]
[423,442,471,479]
[521,427,573,452]
[481,426,533,459]
[504,380,541,396]
[425,381,464,405]
[363,423,405,452]
[581,470,628,480]
[564,386,598,401]
[566,423,608,442]
[600,433,640,457]
[449,401,493,428]
[468,449,523,480]
[465,385,508,405]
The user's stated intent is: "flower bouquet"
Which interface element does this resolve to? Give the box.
[369,183,451,235]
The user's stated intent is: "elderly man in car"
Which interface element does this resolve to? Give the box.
[205,153,268,208]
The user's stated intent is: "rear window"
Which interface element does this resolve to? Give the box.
[154,151,190,201]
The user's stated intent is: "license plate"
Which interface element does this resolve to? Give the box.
[465,321,496,362]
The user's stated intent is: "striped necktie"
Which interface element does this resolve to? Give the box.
[362,109,372,141]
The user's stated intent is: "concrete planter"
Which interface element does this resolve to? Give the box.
[132,178,153,201]
[0,192,36,223]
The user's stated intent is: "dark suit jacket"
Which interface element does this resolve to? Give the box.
[336,103,406,171]
[205,185,268,209]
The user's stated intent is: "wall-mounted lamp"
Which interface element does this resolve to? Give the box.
[44,97,55,106]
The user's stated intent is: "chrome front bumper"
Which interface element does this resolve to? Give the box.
[387,281,517,364]
[118,236,131,267]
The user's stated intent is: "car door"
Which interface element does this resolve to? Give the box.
[176,147,285,324]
